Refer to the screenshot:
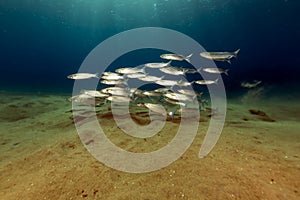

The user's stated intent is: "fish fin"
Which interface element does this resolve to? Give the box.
[168,111,175,119]
[226,59,232,64]
[170,85,174,91]
[197,67,202,72]
[225,69,229,76]
[214,78,219,84]
[94,73,100,79]
[234,49,240,59]
[185,53,193,63]
[166,60,172,66]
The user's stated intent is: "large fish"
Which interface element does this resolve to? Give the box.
[200,49,240,64]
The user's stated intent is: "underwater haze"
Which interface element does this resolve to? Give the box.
[0,0,299,94]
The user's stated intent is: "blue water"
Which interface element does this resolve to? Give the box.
[0,0,299,94]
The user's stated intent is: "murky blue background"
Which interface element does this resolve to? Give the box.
[0,0,299,94]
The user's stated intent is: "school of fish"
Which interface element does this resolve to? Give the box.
[67,49,262,118]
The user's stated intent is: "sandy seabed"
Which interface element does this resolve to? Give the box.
[0,92,299,200]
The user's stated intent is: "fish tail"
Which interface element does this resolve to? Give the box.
[225,69,229,76]
[234,49,240,59]
[185,53,193,63]
[94,73,100,79]
[214,78,219,84]
[169,110,176,119]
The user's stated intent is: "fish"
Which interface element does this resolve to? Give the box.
[241,80,262,88]
[67,73,99,80]
[200,49,240,64]
[144,103,167,116]
[101,79,127,85]
[160,53,193,63]
[103,72,120,76]
[143,91,163,97]
[101,74,124,80]
[155,79,179,86]
[101,87,126,94]
[68,94,94,103]
[115,67,145,74]
[154,87,171,93]
[106,96,132,103]
[202,68,229,75]
[125,73,146,79]
[164,98,186,107]
[159,66,186,76]
[182,68,200,74]
[195,78,219,85]
[81,90,108,98]
[177,80,193,87]
[101,87,131,96]
[164,92,195,102]
[144,61,171,68]
[177,89,197,96]
[138,75,163,82]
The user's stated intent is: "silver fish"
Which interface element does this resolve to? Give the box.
[101,87,130,96]
[143,91,162,97]
[200,49,240,64]
[182,68,199,74]
[106,96,132,103]
[195,78,218,85]
[115,67,145,74]
[164,92,194,102]
[81,90,108,98]
[138,75,163,82]
[154,87,171,93]
[155,79,179,86]
[101,87,126,94]
[103,72,120,76]
[202,68,229,75]
[68,94,94,103]
[159,66,186,76]
[241,80,262,88]
[144,61,171,68]
[101,79,127,85]
[160,53,193,63]
[177,89,197,96]
[101,74,124,80]
[164,98,186,107]
[67,73,99,80]
[177,80,193,87]
[144,103,167,116]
